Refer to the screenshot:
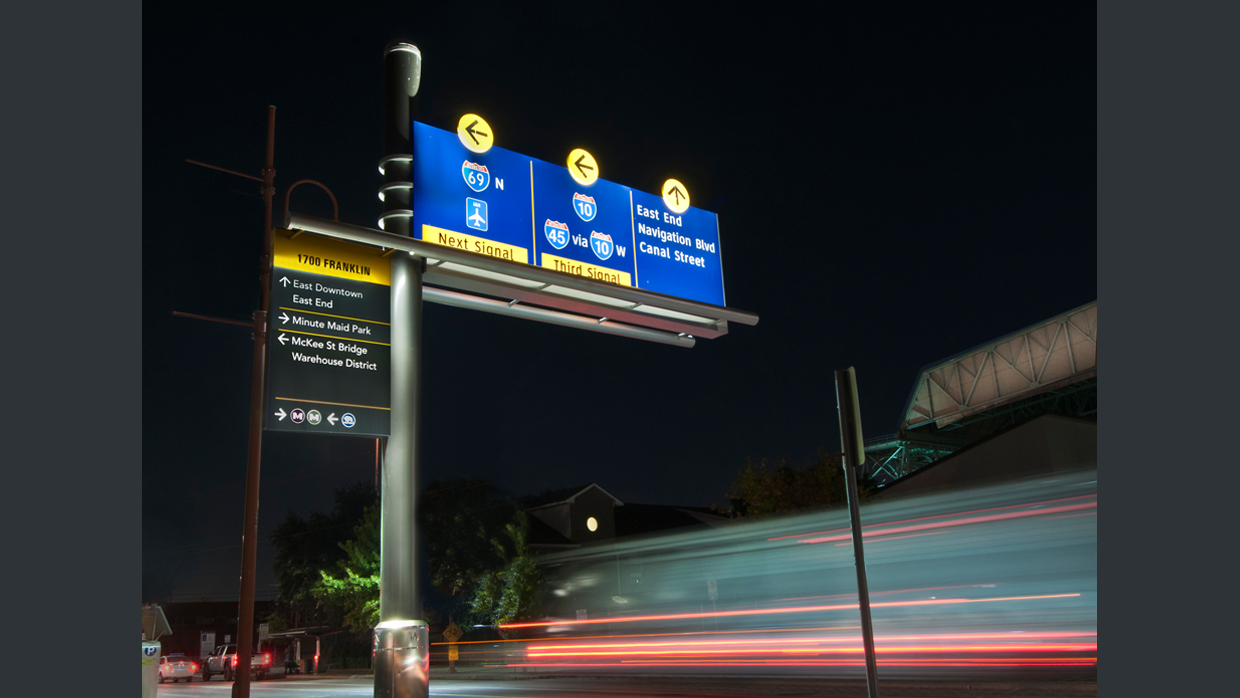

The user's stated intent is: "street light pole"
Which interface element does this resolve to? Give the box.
[373,42,429,698]
[836,366,880,698]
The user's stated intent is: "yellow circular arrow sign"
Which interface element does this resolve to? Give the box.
[662,178,690,213]
[457,114,494,154]
[567,148,599,186]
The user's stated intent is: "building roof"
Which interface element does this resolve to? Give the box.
[525,513,579,549]
[615,503,729,537]
[522,482,624,510]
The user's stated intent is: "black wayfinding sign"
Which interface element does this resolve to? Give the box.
[265,230,392,437]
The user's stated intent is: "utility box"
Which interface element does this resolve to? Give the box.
[141,641,161,698]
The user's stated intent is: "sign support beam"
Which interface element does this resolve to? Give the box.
[374,41,429,698]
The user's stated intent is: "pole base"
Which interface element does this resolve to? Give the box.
[373,621,428,698]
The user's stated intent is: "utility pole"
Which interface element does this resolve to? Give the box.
[186,106,279,698]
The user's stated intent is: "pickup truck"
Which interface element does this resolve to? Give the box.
[200,644,271,682]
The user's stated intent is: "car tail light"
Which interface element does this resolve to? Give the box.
[264,654,270,665]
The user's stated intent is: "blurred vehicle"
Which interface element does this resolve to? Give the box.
[201,644,271,681]
[158,654,196,683]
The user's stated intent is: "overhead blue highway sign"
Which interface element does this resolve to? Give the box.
[411,121,726,307]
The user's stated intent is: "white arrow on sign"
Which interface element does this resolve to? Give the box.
[278,333,289,345]
[274,408,287,421]
[279,276,291,287]
[327,413,338,425]
[279,312,290,324]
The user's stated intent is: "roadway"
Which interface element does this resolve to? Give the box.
[156,669,1096,697]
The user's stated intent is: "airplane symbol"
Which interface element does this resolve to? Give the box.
[466,198,488,231]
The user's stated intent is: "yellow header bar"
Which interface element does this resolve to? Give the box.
[541,253,632,287]
[422,225,529,264]
[273,229,391,286]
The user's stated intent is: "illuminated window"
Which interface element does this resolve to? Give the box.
[586,516,598,532]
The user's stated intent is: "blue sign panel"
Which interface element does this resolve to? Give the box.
[411,121,726,307]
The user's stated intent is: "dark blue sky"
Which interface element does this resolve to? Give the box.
[142,2,1095,600]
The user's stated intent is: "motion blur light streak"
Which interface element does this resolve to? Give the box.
[797,501,1097,544]
[497,470,1096,677]
[500,593,1081,630]
[528,631,1096,651]
[778,583,1001,602]
[834,530,950,546]
[767,494,1097,542]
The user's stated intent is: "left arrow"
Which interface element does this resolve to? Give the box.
[327,413,338,425]
[574,154,595,177]
[278,333,289,345]
[465,119,488,145]
[274,408,287,421]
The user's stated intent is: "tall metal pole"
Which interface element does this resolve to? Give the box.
[233,105,276,698]
[374,42,429,698]
[836,367,880,698]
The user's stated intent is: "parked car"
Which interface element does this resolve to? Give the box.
[158,654,197,683]
[201,644,271,681]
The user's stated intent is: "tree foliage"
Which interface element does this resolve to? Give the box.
[312,503,381,635]
[466,511,543,626]
[269,482,377,627]
[726,451,858,517]
[275,477,544,635]
[420,478,520,598]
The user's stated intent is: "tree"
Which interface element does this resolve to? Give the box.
[269,482,377,627]
[726,451,858,517]
[312,504,381,635]
[466,511,543,626]
[420,478,520,598]
[294,477,545,634]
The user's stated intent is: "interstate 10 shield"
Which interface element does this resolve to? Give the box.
[590,231,614,261]
[573,193,597,222]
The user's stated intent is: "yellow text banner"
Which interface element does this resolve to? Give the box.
[273,229,391,286]
[422,225,529,264]
[541,253,633,287]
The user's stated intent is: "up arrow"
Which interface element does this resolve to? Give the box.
[278,333,289,345]
[667,185,686,205]
[574,154,594,178]
[327,412,338,426]
[274,408,287,421]
[279,276,291,287]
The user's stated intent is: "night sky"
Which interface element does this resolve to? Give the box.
[141,2,1096,601]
